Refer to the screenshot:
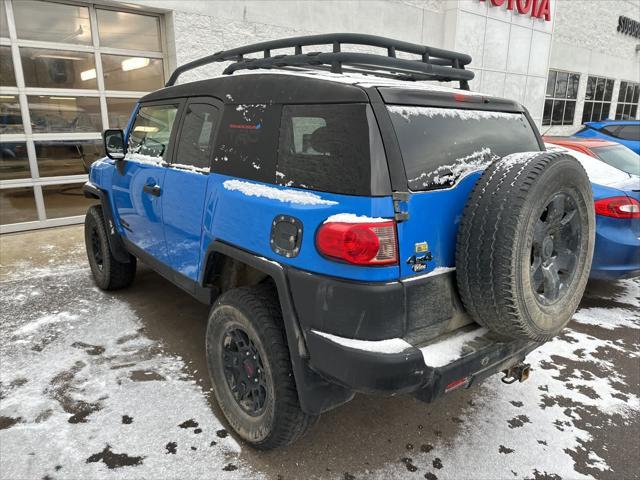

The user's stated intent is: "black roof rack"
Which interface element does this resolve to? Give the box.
[165,33,474,90]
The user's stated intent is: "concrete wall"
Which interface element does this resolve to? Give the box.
[547,0,640,135]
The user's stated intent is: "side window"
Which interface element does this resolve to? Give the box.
[127,103,179,162]
[174,103,219,170]
[601,125,622,137]
[211,104,281,182]
[277,104,382,195]
[617,125,640,141]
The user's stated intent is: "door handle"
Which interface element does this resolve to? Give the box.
[143,184,161,196]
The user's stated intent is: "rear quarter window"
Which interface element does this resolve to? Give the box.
[387,106,541,191]
[277,104,389,196]
[211,104,281,182]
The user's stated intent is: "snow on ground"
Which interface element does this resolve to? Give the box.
[367,278,640,480]
[1,235,638,480]
[0,264,263,480]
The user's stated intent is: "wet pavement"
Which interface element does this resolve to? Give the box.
[0,225,638,480]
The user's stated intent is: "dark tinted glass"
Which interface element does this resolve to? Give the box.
[563,101,576,124]
[604,80,614,101]
[554,72,568,98]
[595,78,605,101]
[277,104,386,196]
[567,74,579,99]
[631,105,638,118]
[618,81,628,102]
[617,125,640,141]
[0,142,30,180]
[543,99,553,125]
[174,103,219,170]
[42,183,98,219]
[0,95,23,133]
[212,104,280,183]
[633,85,640,103]
[585,77,596,100]
[36,139,103,176]
[0,46,16,86]
[545,71,556,97]
[0,187,38,224]
[387,106,540,191]
[582,102,593,123]
[552,100,564,125]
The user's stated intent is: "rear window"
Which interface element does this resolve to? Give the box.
[387,106,541,191]
[592,145,640,176]
[277,104,389,196]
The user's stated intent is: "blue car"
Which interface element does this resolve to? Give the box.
[575,120,640,154]
[546,143,640,280]
[82,34,597,449]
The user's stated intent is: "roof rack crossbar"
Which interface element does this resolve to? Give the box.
[166,33,474,90]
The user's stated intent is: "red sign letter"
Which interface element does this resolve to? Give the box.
[535,0,551,21]
[490,0,506,5]
[516,0,533,14]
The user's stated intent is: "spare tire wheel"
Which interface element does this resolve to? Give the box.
[456,151,595,342]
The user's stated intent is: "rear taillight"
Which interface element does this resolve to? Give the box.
[594,196,640,219]
[316,219,398,266]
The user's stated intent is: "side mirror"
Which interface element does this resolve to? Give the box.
[103,129,126,160]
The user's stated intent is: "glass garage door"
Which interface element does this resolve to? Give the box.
[0,0,166,232]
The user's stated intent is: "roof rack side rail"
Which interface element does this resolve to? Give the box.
[165,33,474,90]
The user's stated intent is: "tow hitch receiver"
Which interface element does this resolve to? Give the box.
[501,363,531,384]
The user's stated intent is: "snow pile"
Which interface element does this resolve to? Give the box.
[124,151,165,166]
[223,179,338,206]
[323,213,388,224]
[409,147,499,188]
[419,327,489,367]
[388,105,518,123]
[311,330,412,354]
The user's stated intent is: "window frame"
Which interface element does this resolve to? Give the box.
[543,69,580,127]
[0,0,169,233]
[582,75,615,124]
[170,96,223,172]
[615,81,640,120]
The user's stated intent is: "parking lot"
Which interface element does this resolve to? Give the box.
[0,225,638,480]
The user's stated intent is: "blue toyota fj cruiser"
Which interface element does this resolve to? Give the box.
[84,34,595,449]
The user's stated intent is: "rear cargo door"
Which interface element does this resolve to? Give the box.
[385,105,542,279]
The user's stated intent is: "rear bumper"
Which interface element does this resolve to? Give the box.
[591,217,640,280]
[306,326,540,400]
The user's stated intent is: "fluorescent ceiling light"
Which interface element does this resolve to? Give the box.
[0,95,16,99]
[80,68,96,81]
[121,57,150,72]
[34,54,85,61]
[133,125,158,133]
[49,96,76,101]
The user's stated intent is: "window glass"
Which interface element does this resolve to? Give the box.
[42,183,98,219]
[585,77,595,101]
[615,81,640,120]
[277,104,385,195]
[36,139,103,177]
[174,103,219,170]
[97,10,161,52]
[1,95,23,133]
[604,80,614,102]
[1,0,8,38]
[107,97,136,128]
[0,187,38,224]
[583,76,615,123]
[101,54,163,91]
[543,70,579,126]
[0,46,16,86]
[28,96,101,133]
[13,0,91,45]
[387,106,540,191]
[20,47,97,89]
[127,104,177,161]
[618,82,628,102]
[592,145,640,176]
[0,142,30,180]
[633,85,640,104]
[617,125,640,141]
[213,104,280,183]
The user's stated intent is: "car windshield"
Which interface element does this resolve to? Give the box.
[591,145,640,176]
[387,106,540,191]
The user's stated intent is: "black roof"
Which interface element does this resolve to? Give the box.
[140,73,369,105]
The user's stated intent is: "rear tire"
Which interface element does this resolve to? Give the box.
[206,285,316,449]
[456,151,595,342]
[84,205,136,290]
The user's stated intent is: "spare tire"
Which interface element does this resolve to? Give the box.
[456,151,595,342]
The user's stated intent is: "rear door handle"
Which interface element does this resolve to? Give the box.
[143,184,161,196]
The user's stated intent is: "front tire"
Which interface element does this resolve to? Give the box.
[206,286,316,449]
[84,205,136,290]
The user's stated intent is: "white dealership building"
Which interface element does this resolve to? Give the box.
[0,0,638,232]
